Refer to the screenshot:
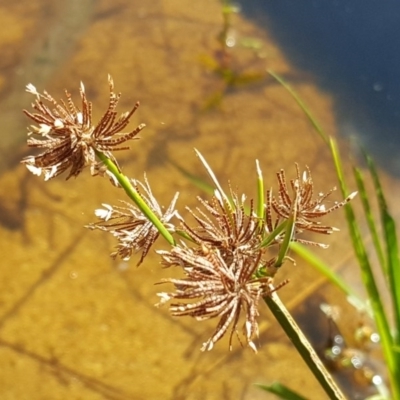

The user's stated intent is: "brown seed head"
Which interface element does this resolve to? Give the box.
[22,76,145,180]
[157,245,275,352]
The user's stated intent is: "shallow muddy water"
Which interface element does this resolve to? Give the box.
[0,1,398,399]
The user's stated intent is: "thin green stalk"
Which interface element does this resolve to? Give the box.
[264,291,346,400]
[96,151,175,246]
[267,70,329,144]
[259,220,287,248]
[274,214,295,268]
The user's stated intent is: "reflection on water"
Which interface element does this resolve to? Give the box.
[0,0,394,399]
[241,0,400,176]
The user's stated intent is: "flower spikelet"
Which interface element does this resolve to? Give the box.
[88,175,178,265]
[178,186,263,263]
[270,164,357,247]
[22,76,145,180]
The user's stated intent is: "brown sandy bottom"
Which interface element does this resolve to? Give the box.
[0,0,398,399]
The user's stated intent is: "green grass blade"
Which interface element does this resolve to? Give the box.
[290,242,366,312]
[366,155,400,349]
[384,213,400,345]
[353,166,386,274]
[269,70,399,397]
[256,382,308,400]
[329,138,398,396]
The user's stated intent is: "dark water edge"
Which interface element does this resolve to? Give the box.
[240,0,400,176]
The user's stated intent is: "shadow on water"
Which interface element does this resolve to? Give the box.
[240,0,400,176]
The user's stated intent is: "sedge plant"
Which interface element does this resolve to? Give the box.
[21,76,358,399]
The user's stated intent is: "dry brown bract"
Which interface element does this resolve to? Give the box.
[88,176,178,265]
[21,75,145,180]
[156,245,274,352]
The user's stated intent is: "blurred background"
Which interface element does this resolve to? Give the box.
[0,1,399,398]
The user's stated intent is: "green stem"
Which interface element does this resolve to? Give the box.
[264,291,346,400]
[274,214,295,268]
[259,220,287,248]
[96,151,175,246]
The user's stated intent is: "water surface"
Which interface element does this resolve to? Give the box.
[0,1,393,398]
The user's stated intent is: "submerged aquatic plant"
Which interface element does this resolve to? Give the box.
[21,77,355,398]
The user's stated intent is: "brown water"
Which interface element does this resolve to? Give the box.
[0,0,398,399]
